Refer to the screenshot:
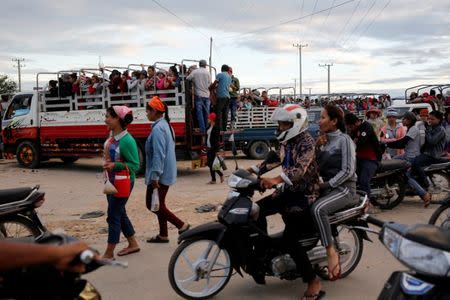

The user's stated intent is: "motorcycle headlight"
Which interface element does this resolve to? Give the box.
[382,228,450,277]
[228,174,252,188]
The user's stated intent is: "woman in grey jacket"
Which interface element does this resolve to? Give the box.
[312,104,358,281]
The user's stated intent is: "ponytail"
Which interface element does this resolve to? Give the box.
[163,102,175,142]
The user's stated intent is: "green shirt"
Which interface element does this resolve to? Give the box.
[112,133,140,181]
[230,76,240,98]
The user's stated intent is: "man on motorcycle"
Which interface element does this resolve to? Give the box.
[248,105,323,299]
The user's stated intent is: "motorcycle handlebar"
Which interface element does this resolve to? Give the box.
[365,215,385,228]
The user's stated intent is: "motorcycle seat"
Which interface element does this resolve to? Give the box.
[436,156,450,163]
[405,224,450,252]
[378,159,409,172]
[0,187,33,205]
[424,161,450,171]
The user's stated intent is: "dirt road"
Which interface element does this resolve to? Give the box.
[0,157,437,299]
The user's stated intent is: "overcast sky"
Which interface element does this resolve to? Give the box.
[1,0,449,96]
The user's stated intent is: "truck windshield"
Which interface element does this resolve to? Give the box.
[4,94,33,120]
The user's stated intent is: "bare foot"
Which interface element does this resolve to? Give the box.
[327,250,341,281]
[302,278,322,300]
[220,175,224,183]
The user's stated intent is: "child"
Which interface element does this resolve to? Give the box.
[206,113,224,184]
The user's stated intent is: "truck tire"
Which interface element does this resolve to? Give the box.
[16,141,40,169]
[60,157,79,164]
[136,140,146,176]
[248,141,270,160]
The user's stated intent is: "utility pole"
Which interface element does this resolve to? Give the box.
[209,37,213,76]
[293,43,308,99]
[319,63,333,95]
[12,57,25,92]
[292,78,297,99]
[308,88,312,96]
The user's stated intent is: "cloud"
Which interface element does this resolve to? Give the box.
[360,76,432,85]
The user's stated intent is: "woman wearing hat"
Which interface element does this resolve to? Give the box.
[145,96,190,243]
[366,108,384,140]
[206,112,224,184]
[381,109,406,158]
[103,106,140,259]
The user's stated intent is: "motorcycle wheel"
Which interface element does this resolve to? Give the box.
[370,178,406,209]
[168,238,232,300]
[0,215,41,239]
[317,226,364,280]
[427,172,450,202]
[428,203,450,229]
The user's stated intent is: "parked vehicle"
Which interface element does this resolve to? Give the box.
[168,168,370,299]
[428,197,450,228]
[365,214,450,299]
[0,185,47,238]
[370,159,450,209]
[0,233,127,299]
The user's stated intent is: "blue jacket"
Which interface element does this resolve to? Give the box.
[145,117,177,186]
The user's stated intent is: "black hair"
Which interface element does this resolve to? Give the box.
[221,64,229,72]
[430,89,436,96]
[402,112,417,127]
[429,110,443,122]
[344,112,360,125]
[170,65,179,77]
[148,66,155,72]
[324,104,346,133]
[107,107,133,129]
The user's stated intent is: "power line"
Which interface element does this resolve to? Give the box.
[151,0,209,39]
[298,0,306,41]
[308,0,320,26]
[339,0,377,47]
[317,0,337,38]
[332,0,361,46]
[222,0,355,39]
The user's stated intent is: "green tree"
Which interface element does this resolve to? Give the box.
[0,74,17,95]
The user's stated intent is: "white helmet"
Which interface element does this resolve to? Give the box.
[271,104,309,143]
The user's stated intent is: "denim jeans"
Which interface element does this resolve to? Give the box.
[356,159,379,198]
[194,96,210,134]
[229,97,238,123]
[393,155,427,197]
[106,182,135,244]
[412,154,437,188]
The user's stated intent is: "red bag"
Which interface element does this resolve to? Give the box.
[113,166,131,198]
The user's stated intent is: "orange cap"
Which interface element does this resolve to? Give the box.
[419,108,429,117]
[148,96,166,112]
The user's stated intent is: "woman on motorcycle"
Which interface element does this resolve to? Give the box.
[249,105,324,299]
[313,104,358,281]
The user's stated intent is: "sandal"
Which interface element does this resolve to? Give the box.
[422,193,432,208]
[117,247,140,256]
[146,235,169,243]
[207,181,217,184]
[302,290,326,300]
[329,255,341,281]
[178,223,191,235]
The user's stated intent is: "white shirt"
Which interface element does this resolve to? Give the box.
[186,67,211,98]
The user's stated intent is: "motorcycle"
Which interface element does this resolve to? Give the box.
[428,196,450,228]
[0,233,128,299]
[370,159,450,209]
[0,185,47,238]
[365,214,450,299]
[168,168,371,299]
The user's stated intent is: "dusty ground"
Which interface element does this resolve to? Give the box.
[0,156,279,243]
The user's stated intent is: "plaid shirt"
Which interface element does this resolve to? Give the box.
[257,131,319,204]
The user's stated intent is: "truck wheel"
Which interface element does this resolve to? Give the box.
[16,141,40,169]
[248,141,270,160]
[60,157,79,164]
[136,140,146,176]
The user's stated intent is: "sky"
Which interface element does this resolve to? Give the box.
[1,0,449,97]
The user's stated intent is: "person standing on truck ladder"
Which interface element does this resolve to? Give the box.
[213,65,232,132]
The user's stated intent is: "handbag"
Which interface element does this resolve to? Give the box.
[113,165,131,198]
[103,171,118,195]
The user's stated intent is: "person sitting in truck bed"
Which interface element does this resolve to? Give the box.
[261,90,279,107]
[46,80,58,97]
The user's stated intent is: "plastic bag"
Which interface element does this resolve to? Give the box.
[218,155,227,170]
[103,172,118,195]
[212,156,221,171]
[151,188,160,212]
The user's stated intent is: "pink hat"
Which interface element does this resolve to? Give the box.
[113,106,132,120]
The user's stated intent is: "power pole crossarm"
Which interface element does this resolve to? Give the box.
[319,63,333,95]
[293,43,308,99]
[12,57,25,92]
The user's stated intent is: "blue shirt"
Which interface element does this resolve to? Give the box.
[216,72,231,98]
[145,117,177,186]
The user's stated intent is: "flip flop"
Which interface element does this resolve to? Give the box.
[302,290,326,300]
[178,223,191,234]
[146,235,169,243]
[117,247,140,256]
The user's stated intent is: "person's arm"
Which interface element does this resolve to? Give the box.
[0,241,88,272]
[114,135,140,174]
[250,148,281,175]
[386,136,411,149]
[186,71,194,81]
[284,135,316,186]
[148,126,167,182]
[327,136,356,188]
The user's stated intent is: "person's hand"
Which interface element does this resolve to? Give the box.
[53,242,90,273]
[316,134,327,147]
[151,180,160,189]
[260,177,280,190]
[103,161,115,172]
